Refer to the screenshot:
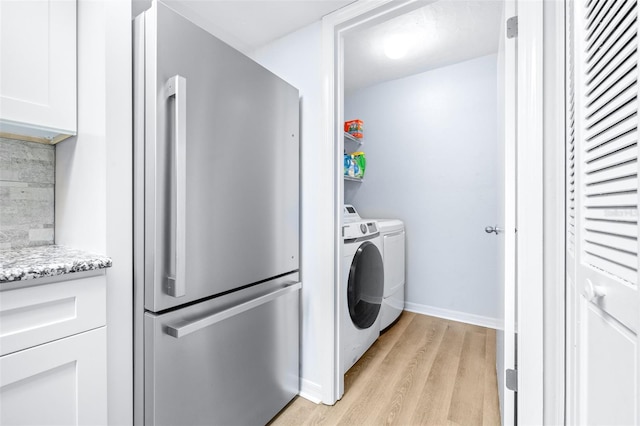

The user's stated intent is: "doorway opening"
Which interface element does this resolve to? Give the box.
[323,0,549,423]
[333,0,506,415]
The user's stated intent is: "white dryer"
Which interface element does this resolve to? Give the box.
[342,205,384,374]
[376,219,405,331]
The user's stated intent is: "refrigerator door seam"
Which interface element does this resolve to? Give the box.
[165,281,301,338]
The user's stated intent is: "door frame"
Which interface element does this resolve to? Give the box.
[515,0,544,423]
[320,0,561,421]
[543,0,567,424]
[322,0,442,403]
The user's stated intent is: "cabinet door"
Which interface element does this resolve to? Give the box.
[0,327,107,426]
[0,0,76,141]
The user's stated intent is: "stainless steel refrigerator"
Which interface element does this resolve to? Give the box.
[133,2,300,425]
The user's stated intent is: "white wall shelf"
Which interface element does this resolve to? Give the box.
[344,133,364,182]
[344,132,363,146]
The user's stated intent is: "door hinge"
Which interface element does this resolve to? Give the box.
[506,368,518,392]
[506,16,518,39]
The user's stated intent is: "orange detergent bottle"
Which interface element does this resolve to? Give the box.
[344,119,364,139]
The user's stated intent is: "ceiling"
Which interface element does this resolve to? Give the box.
[162,0,355,53]
[150,0,503,93]
[344,1,503,93]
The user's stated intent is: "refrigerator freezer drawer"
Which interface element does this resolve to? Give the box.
[144,277,300,426]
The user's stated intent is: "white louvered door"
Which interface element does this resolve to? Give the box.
[571,0,640,423]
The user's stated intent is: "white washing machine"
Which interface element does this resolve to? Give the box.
[342,205,384,374]
[376,219,405,331]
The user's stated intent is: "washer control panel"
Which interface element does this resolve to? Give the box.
[343,221,378,240]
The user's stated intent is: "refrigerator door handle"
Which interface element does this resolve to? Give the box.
[165,75,187,298]
[165,282,301,338]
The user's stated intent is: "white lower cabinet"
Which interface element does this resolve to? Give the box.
[0,273,107,425]
[0,327,107,426]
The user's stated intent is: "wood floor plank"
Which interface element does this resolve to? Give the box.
[344,312,415,393]
[302,403,335,426]
[447,330,487,425]
[482,329,501,426]
[346,315,447,425]
[460,323,490,335]
[291,312,415,426]
[337,314,442,425]
[269,397,321,426]
[375,316,448,425]
[408,320,467,425]
[270,314,501,426]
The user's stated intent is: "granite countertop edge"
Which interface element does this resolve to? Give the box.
[0,245,112,283]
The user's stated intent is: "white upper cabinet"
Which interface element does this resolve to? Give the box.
[0,0,77,144]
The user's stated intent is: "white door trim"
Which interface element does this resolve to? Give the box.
[321,2,548,420]
[321,0,435,403]
[502,1,517,423]
[543,0,566,424]
[515,1,544,423]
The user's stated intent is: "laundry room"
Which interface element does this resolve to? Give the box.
[337,0,506,421]
[342,0,503,329]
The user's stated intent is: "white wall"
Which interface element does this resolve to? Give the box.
[345,54,501,326]
[56,0,132,424]
[250,23,336,404]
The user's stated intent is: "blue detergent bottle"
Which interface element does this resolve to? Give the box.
[344,153,351,176]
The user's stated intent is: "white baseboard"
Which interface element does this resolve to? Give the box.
[298,378,323,404]
[404,302,504,330]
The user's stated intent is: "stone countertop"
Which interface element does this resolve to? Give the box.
[0,245,112,282]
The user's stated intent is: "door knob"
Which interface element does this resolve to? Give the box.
[485,225,503,235]
[584,279,606,302]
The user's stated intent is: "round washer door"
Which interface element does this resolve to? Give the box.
[348,241,384,329]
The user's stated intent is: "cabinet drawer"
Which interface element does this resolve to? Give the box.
[0,326,107,426]
[0,274,106,356]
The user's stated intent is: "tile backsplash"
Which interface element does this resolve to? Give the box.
[0,137,55,249]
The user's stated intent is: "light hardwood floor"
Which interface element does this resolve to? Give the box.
[270,312,501,426]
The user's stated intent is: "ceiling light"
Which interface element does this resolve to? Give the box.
[383,34,411,59]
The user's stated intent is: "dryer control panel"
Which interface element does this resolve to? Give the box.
[343,204,362,223]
